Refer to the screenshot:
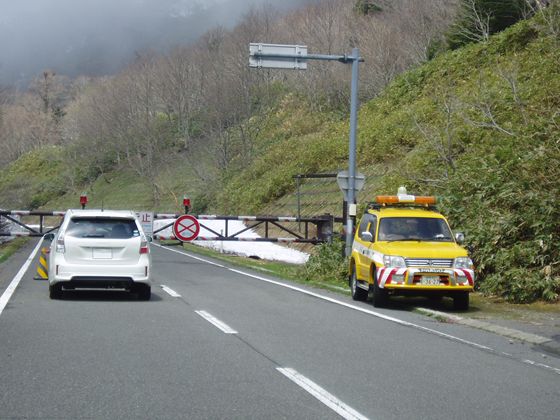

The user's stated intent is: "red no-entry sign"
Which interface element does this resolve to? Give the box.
[173,215,200,242]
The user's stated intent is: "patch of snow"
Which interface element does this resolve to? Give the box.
[0,215,23,243]
[154,219,309,264]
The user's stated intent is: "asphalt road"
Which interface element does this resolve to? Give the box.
[0,239,559,419]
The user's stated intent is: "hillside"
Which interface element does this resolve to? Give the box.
[1,11,559,302]
[216,14,560,302]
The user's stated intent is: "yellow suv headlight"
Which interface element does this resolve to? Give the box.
[383,255,406,268]
[454,257,473,269]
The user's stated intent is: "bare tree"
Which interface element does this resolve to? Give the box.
[497,65,529,125]
[0,0,465,207]
[451,0,492,44]
[460,75,516,136]
[413,95,460,180]
[525,0,560,36]
[158,46,202,151]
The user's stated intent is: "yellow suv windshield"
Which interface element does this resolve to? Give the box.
[378,217,453,242]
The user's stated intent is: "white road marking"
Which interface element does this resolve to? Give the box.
[156,245,560,376]
[0,239,44,317]
[160,285,181,297]
[156,245,493,351]
[416,307,551,345]
[277,368,369,420]
[152,243,226,268]
[195,310,238,334]
[227,268,494,352]
[523,359,560,375]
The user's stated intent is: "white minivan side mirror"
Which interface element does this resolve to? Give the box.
[43,233,55,241]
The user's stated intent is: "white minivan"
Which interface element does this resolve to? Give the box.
[48,209,152,300]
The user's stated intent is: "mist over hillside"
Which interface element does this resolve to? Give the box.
[0,0,314,87]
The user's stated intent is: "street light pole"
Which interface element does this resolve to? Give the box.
[345,47,360,257]
[249,43,363,257]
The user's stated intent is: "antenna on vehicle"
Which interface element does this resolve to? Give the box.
[101,201,104,211]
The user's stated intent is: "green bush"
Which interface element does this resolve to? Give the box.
[354,0,382,16]
[301,240,347,284]
[482,268,560,303]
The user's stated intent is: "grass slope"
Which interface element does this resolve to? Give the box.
[219,17,560,302]
[0,147,67,209]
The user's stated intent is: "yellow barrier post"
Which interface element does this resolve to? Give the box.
[34,247,49,280]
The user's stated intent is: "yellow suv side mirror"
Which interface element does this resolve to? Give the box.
[361,231,373,242]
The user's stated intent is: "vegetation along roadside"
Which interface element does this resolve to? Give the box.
[0,238,30,265]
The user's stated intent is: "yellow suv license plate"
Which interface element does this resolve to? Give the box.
[420,276,441,285]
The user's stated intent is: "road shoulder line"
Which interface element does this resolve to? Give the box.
[0,239,43,317]
[154,244,493,351]
[156,243,553,347]
[414,307,551,345]
[157,244,560,375]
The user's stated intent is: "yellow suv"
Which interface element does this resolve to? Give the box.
[349,188,474,310]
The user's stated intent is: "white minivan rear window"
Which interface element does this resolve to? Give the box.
[66,218,139,239]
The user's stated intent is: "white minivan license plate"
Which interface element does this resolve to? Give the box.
[92,248,112,259]
[420,276,441,285]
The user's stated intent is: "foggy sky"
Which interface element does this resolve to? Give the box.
[0,0,312,87]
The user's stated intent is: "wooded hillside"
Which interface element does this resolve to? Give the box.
[0,0,457,204]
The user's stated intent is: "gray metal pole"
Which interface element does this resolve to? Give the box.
[345,47,360,257]
[249,43,362,255]
[296,176,301,232]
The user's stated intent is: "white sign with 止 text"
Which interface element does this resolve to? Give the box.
[138,212,154,236]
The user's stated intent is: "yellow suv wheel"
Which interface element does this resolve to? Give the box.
[372,270,389,308]
[350,265,368,301]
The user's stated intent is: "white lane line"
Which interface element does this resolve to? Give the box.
[277,368,369,420]
[416,307,551,345]
[160,285,181,297]
[228,269,494,352]
[195,310,238,334]
[152,243,226,268]
[156,245,560,376]
[156,245,493,351]
[523,359,560,375]
[0,239,44,317]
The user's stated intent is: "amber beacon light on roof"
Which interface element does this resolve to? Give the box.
[375,186,437,206]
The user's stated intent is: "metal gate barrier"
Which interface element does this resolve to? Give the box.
[0,211,334,244]
[153,214,333,244]
[0,210,65,237]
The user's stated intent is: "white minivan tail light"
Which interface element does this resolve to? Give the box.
[56,236,66,253]
[140,237,149,254]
